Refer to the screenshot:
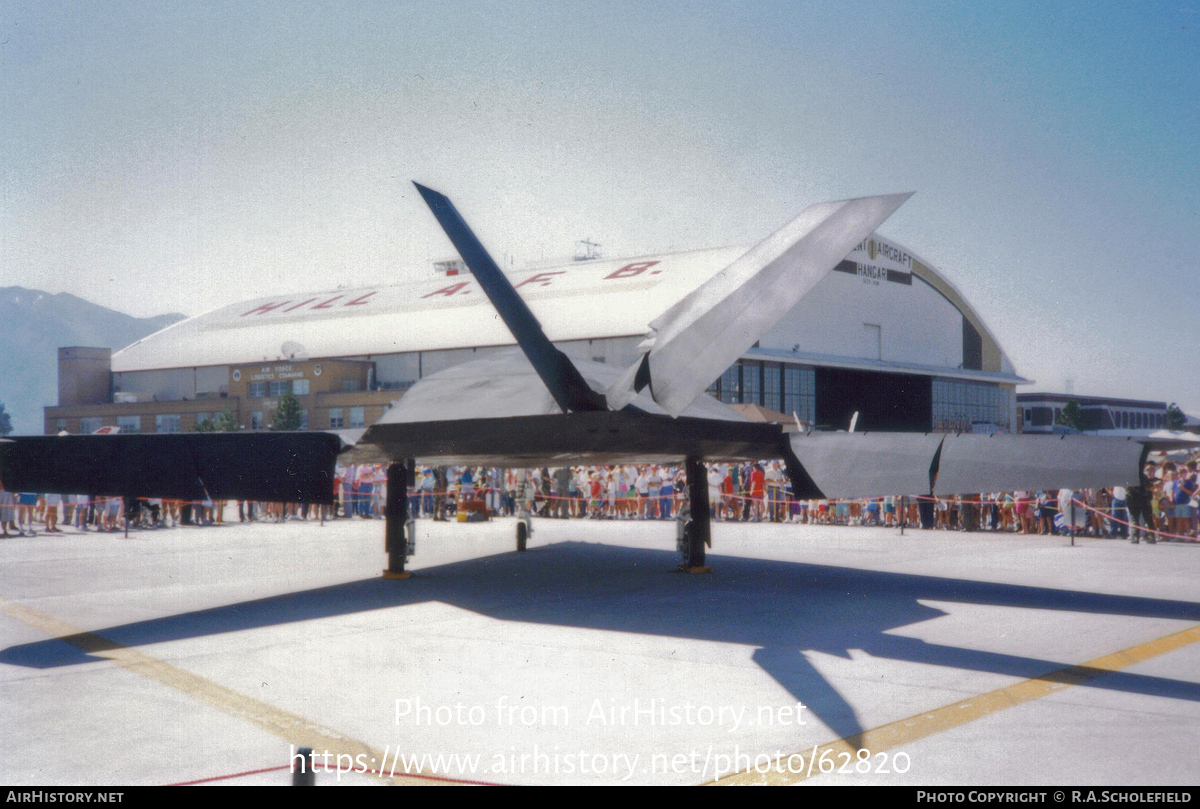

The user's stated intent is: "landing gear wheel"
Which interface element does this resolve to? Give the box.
[677,520,693,564]
[516,520,528,552]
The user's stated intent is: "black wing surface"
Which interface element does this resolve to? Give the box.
[0,432,342,504]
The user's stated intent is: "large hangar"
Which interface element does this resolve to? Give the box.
[46,232,1025,436]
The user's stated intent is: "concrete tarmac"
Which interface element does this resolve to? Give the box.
[1,515,1197,786]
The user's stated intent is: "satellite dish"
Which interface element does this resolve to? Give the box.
[281,341,309,361]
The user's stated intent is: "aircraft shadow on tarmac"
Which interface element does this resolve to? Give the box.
[4,541,1200,744]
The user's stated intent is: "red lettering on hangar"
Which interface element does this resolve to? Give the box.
[240,290,381,316]
[514,271,566,289]
[240,300,293,317]
[422,282,472,298]
[604,261,661,280]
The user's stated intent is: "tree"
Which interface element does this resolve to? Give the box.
[195,406,239,432]
[272,391,304,431]
[213,407,240,432]
[1056,400,1085,431]
[1166,403,1185,431]
[0,402,11,436]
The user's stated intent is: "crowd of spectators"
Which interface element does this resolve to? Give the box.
[340,456,1199,542]
[2,457,1195,542]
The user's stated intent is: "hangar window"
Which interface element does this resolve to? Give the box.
[717,366,740,404]
[329,408,345,429]
[155,414,181,434]
[782,365,815,426]
[80,417,102,434]
[349,407,365,428]
[268,381,288,397]
[249,382,266,397]
[292,379,310,396]
[118,416,141,434]
[741,362,762,406]
[933,379,1011,432]
[251,411,264,430]
[763,363,782,413]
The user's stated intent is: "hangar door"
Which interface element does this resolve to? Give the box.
[814,368,932,432]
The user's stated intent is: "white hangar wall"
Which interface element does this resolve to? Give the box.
[761,268,965,367]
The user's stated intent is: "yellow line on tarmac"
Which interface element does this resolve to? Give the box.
[708,622,1200,786]
[0,597,457,786]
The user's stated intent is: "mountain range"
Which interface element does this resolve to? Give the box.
[0,287,185,435]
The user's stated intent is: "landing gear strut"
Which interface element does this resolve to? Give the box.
[681,456,712,573]
[383,459,415,579]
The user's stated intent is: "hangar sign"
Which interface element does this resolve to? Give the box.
[835,235,914,287]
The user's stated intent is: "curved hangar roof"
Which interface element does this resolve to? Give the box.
[112,236,1012,376]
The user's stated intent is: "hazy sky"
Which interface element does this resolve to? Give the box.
[2,1,1197,414]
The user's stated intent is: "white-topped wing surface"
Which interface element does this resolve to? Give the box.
[934,434,1145,495]
[788,431,1149,499]
[787,432,945,501]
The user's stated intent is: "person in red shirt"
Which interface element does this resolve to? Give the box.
[749,464,766,522]
[589,474,603,518]
[721,470,735,521]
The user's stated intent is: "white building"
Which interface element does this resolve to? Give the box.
[52,233,1026,435]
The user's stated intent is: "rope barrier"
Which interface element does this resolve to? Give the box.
[1067,496,1198,543]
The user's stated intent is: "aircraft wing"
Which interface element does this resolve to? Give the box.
[0,432,343,503]
[608,192,912,416]
[786,431,1150,500]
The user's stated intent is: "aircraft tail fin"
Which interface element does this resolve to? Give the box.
[608,192,912,416]
[413,183,605,413]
